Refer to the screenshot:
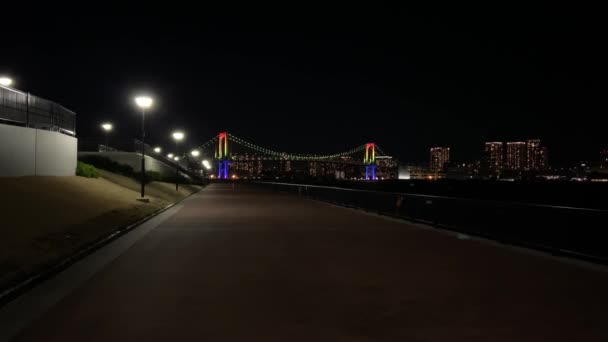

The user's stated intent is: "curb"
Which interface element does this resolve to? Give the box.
[0,187,204,307]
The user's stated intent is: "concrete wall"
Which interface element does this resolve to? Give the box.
[77,152,190,179]
[0,124,77,177]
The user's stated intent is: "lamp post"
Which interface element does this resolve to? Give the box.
[135,96,153,198]
[101,123,113,151]
[172,131,185,191]
[154,147,162,154]
[190,149,201,184]
[202,159,211,185]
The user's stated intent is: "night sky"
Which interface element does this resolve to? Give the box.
[3,5,606,165]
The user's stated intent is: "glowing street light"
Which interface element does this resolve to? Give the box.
[172,131,184,141]
[100,122,113,150]
[172,131,185,191]
[167,153,174,159]
[135,96,153,109]
[191,149,200,157]
[174,156,180,161]
[199,159,212,184]
[134,95,154,199]
[154,147,162,153]
[0,76,13,87]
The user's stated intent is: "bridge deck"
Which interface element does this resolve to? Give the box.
[7,183,608,341]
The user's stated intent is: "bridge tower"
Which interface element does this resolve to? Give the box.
[364,143,377,180]
[216,132,231,179]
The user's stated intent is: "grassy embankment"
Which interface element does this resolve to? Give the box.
[0,168,201,292]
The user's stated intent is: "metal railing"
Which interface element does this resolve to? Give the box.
[0,85,76,136]
[256,181,608,264]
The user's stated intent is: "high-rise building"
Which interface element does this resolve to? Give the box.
[540,146,548,169]
[376,155,398,179]
[505,142,527,170]
[526,139,548,170]
[430,147,450,172]
[484,142,503,172]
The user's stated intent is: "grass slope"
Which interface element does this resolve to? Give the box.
[0,172,201,292]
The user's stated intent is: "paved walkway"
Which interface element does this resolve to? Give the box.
[5,184,608,341]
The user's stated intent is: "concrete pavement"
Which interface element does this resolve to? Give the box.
[5,183,608,341]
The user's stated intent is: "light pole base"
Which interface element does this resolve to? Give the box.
[136,198,151,203]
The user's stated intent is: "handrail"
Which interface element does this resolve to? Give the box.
[255,181,608,213]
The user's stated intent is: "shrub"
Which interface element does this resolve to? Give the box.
[78,155,134,177]
[146,171,162,182]
[76,161,100,178]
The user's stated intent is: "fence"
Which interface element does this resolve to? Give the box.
[78,137,153,154]
[256,182,608,264]
[0,85,76,136]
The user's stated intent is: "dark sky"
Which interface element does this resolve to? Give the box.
[3,5,606,165]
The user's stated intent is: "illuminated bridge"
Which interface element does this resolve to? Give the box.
[189,132,397,180]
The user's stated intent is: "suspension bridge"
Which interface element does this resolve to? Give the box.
[190,132,393,180]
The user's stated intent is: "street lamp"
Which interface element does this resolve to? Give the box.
[201,159,211,185]
[0,76,13,87]
[154,147,162,153]
[135,95,153,199]
[167,153,174,159]
[172,131,184,141]
[172,131,185,191]
[190,150,205,185]
[101,122,113,150]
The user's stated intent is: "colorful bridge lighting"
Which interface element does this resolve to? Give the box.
[208,132,384,181]
[218,132,228,159]
[217,132,231,179]
[364,143,376,164]
[364,143,377,181]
